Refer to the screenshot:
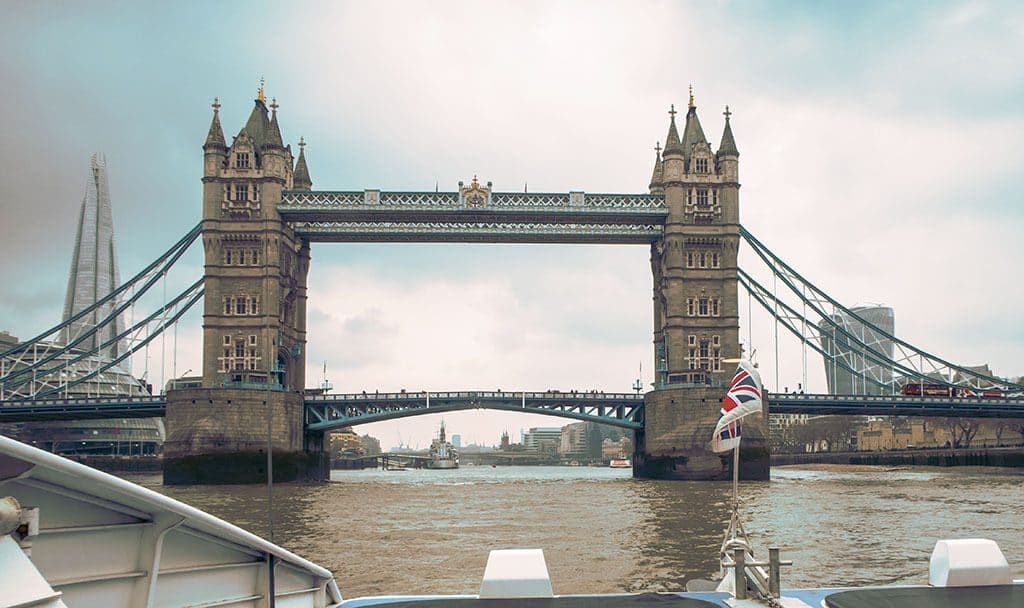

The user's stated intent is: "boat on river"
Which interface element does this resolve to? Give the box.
[1,433,1021,607]
[426,421,458,470]
[609,457,631,468]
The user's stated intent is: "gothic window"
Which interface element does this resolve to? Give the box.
[251,296,260,315]
[235,298,247,315]
[219,335,261,372]
[235,153,250,169]
[696,189,709,207]
[251,248,260,265]
[223,297,232,315]
[698,298,709,316]
[699,252,707,268]
[712,189,719,206]
[688,335,696,346]
[686,252,695,268]
[711,298,720,317]
[249,335,258,346]
[233,184,249,202]
[252,185,259,201]
[224,335,231,346]
[687,298,695,316]
[695,158,708,174]
[711,252,720,268]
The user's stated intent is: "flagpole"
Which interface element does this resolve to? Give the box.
[732,442,739,508]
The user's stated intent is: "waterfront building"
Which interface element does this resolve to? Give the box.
[818,305,895,395]
[450,434,461,448]
[521,427,562,453]
[558,422,588,456]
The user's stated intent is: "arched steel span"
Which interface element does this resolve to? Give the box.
[303,390,645,432]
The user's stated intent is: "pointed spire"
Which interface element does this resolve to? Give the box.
[62,155,126,362]
[267,97,284,147]
[649,141,664,192]
[239,93,271,149]
[663,104,684,155]
[204,97,226,148]
[681,88,709,160]
[293,137,312,190]
[718,105,739,157]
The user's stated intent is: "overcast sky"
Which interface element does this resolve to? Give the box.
[1,1,1022,449]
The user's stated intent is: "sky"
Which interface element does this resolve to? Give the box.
[1,0,1022,449]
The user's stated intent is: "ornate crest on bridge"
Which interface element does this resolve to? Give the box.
[459,175,491,208]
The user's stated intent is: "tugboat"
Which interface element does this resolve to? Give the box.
[426,420,459,469]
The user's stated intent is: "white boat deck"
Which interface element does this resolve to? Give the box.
[0,435,342,608]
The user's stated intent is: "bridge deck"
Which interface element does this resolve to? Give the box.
[2,392,1024,424]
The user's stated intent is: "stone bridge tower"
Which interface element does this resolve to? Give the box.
[636,90,768,480]
[164,85,321,484]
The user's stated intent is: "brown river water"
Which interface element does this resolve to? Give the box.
[134,464,1024,599]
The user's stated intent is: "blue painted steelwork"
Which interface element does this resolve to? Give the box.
[3,391,1024,424]
[770,393,1024,418]
[278,191,668,243]
[303,390,646,431]
[0,395,167,422]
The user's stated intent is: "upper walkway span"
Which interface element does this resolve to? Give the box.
[4,391,1024,425]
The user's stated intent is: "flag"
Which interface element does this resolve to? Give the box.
[711,419,742,453]
[711,360,763,453]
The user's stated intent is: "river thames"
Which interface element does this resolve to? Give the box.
[136,464,1023,598]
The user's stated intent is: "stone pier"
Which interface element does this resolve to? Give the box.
[633,387,769,480]
[163,388,326,485]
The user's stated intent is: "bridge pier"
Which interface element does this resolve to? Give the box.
[163,388,327,485]
[633,387,769,480]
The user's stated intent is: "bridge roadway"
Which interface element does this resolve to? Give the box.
[3,392,1024,425]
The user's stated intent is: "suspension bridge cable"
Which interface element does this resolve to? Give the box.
[0,224,201,383]
[2,279,204,394]
[32,287,205,399]
[0,223,200,359]
[739,226,1022,390]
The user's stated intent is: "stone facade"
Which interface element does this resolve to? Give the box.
[637,97,768,480]
[200,93,311,391]
[163,387,324,484]
[650,100,740,388]
[634,387,769,480]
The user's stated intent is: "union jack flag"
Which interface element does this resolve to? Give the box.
[711,360,763,453]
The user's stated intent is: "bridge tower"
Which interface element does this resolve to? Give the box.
[164,86,322,484]
[635,91,769,480]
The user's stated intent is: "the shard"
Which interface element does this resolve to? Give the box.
[61,154,126,363]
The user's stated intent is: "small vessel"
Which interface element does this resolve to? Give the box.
[609,457,632,468]
[426,420,458,469]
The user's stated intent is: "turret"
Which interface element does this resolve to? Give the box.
[661,105,685,185]
[203,98,227,177]
[648,142,664,195]
[293,137,312,191]
[716,106,739,182]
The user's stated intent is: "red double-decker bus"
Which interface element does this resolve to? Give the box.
[899,381,953,396]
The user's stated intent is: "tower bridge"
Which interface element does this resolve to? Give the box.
[3,85,1022,484]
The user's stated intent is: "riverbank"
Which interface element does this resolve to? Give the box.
[772,446,1024,468]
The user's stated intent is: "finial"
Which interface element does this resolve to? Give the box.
[668,104,677,120]
[471,174,479,188]
[257,77,266,103]
[298,136,306,150]
[655,141,662,155]
[688,84,695,109]
[723,105,732,121]
[270,97,279,114]
[212,97,221,114]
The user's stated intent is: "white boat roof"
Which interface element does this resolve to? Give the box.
[0,434,342,607]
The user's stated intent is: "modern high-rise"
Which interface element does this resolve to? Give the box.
[818,305,895,395]
[62,155,127,362]
[2,156,164,455]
